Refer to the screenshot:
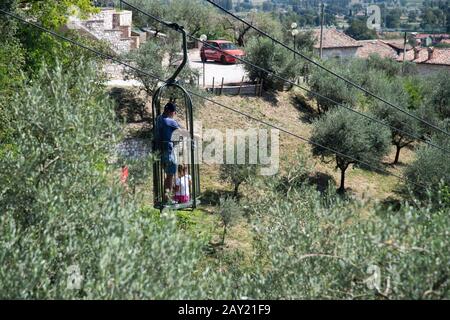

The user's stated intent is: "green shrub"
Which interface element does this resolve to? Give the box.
[345,19,377,40]
[422,71,450,121]
[0,61,225,299]
[236,180,450,299]
[308,61,357,114]
[371,80,421,165]
[405,129,450,201]
[243,37,302,91]
[219,140,260,199]
[218,198,242,246]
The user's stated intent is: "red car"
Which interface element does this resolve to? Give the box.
[200,40,245,64]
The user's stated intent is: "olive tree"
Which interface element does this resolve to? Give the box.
[219,137,260,199]
[125,40,166,96]
[243,37,302,91]
[126,0,218,38]
[218,198,242,246]
[376,108,420,165]
[364,54,405,78]
[371,82,421,165]
[308,63,357,114]
[405,125,450,200]
[221,12,283,47]
[423,71,450,121]
[219,161,259,199]
[311,108,391,192]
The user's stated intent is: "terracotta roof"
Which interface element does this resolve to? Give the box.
[382,39,413,51]
[397,47,450,66]
[414,34,431,39]
[356,40,399,59]
[311,28,362,49]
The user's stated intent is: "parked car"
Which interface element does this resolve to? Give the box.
[200,40,245,64]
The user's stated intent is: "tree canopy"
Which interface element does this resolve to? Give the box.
[311,108,391,192]
[405,125,450,200]
[243,37,302,91]
[345,18,377,40]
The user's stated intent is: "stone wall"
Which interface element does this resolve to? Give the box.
[92,9,114,29]
[80,9,136,54]
[103,62,126,80]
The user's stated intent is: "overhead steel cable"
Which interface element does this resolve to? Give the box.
[118,0,450,155]
[0,9,429,190]
[203,0,450,138]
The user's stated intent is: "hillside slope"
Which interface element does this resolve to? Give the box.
[195,90,416,203]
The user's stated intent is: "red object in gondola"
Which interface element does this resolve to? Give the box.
[120,166,129,185]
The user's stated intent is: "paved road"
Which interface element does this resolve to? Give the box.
[188,49,248,86]
[105,49,249,88]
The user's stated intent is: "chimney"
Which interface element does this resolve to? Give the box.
[427,47,435,61]
[413,47,421,60]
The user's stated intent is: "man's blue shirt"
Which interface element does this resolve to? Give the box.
[155,115,180,152]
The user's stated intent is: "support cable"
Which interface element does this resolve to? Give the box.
[203,0,450,138]
[119,0,450,155]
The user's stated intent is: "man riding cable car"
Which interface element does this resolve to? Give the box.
[155,102,191,203]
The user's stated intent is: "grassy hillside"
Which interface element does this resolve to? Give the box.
[194,90,415,203]
[119,88,418,256]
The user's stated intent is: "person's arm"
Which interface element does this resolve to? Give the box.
[170,119,201,140]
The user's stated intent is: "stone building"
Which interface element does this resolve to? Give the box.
[398,47,450,75]
[67,8,142,54]
[310,28,362,59]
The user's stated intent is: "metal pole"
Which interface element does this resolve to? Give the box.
[237,76,244,96]
[188,94,197,208]
[319,2,325,59]
[403,31,407,65]
[203,61,205,87]
[293,34,296,59]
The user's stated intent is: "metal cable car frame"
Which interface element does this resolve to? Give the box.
[151,24,200,210]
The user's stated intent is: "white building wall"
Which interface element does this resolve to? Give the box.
[416,64,450,75]
[315,47,359,59]
[117,11,132,27]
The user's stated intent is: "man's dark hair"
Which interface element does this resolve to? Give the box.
[164,102,177,113]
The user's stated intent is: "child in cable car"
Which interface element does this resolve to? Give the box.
[174,165,192,204]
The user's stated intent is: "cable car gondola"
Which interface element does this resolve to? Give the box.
[151,24,200,211]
